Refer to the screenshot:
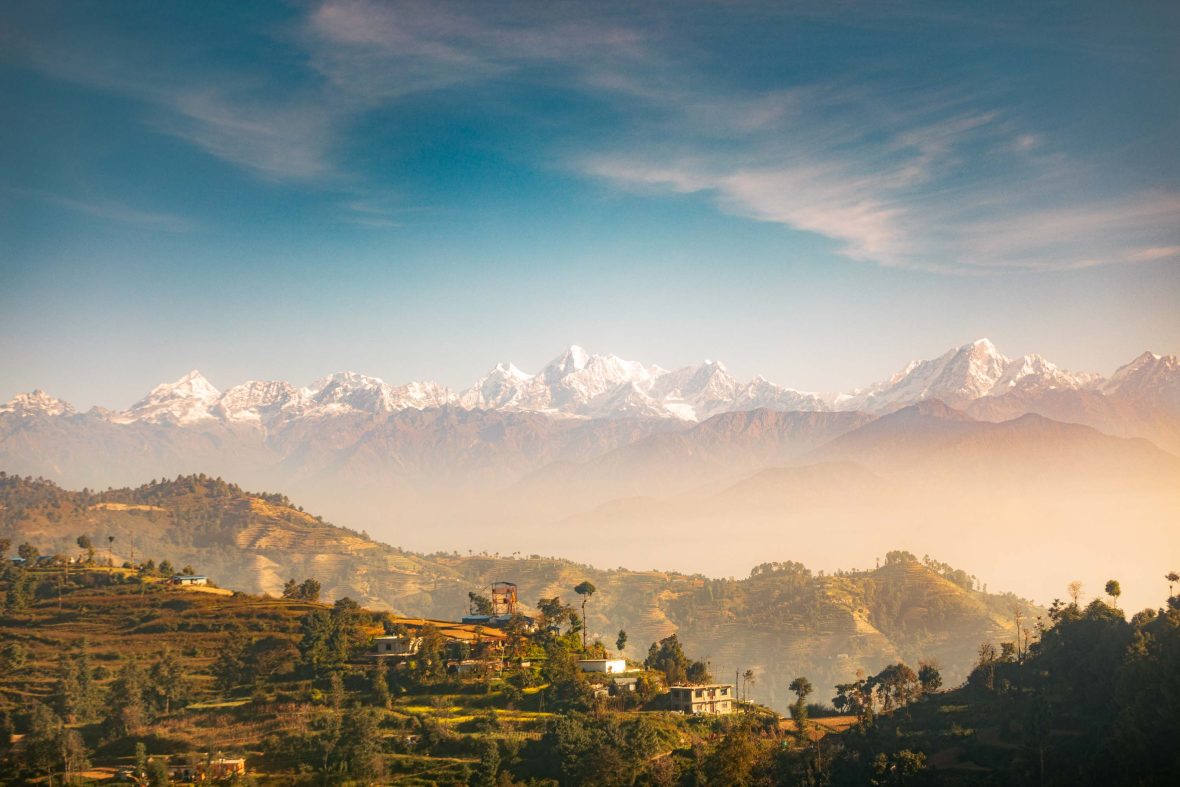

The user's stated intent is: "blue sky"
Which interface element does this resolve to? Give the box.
[2,0,1178,408]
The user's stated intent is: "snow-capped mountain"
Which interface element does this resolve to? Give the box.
[305,372,455,417]
[114,369,222,425]
[457,346,820,421]
[2,341,1176,431]
[3,341,1179,514]
[835,339,1098,413]
[1102,351,1180,417]
[215,380,310,423]
[0,389,76,417]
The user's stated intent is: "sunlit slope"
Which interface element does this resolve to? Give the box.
[0,473,1036,712]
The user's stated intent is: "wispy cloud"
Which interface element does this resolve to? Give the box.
[574,79,1180,273]
[7,1,1177,271]
[19,190,193,233]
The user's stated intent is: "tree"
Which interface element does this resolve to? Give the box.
[76,535,95,563]
[468,591,494,616]
[298,578,322,602]
[147,651,189,714]
[23,702,62,775]
[247,636,299,683]
[337,706,384,779]
[874,663,920,711]
[703,718,761,786]
[4,569,31,612]
[22,701,88,778]
[789,677,813,735]
[686,659,712,684]
[0,537,9,561]
[834,676,875,724]
[17,542,38,562]
[107,535,115,566]
[474,739,500,787]
[282,579,299,599]
[1068,580,1083,606]
[616,629,627,655]
[135,742,148,776]
[1166,571,1179,598]
[105,659,148,737]
[1105,579,1122,609]
[52,653,84,723]
[371,662,392,709]
[535,596,572,630]
[574,581,597,649]
[1,642,27,672]
[412,624,448,683]
[918,662,942,693]
[644,634,710,686]
[213,627,250,691]
[146,756,170,786]
[743,669,756,703]
[645,635,689,685]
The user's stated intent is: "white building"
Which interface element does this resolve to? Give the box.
[577,658,628,674]
[669,684,735,715]
[373,635,421,656]
[170,575,208,586]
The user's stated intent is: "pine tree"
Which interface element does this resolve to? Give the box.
[371,662,392,709]
[475,739,501,787]
[213,628,249,691]
[147,651,189,714]
[338,706,384,779]
[105,660,148,737]
[52,653,84,722]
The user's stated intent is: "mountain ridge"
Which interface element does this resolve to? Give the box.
[9,340,1175,425]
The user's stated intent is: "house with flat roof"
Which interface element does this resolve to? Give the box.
[373,635,421,657]
[668,684,735,715]
[577,658,628,674]
[170,574,208,586]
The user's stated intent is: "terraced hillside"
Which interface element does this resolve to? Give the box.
[0,473,1038,711]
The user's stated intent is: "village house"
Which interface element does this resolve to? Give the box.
[450,658,501,676]
[205,757,247,780]
[373,635,421,657]
[668,684,736,715]
[576,658,628,674]
[170,574,208,586]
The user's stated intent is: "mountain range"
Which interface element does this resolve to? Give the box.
[2,339,1177,615]
[6,339,1177,426]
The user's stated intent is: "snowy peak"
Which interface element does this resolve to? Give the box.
[385,380,456,411]
[10,342,1178,426]
[216,380,308,423]
[460,362,543,410]
[541,345,592,382]
[119,370,221,424]
[839,339,1099,413]
[309,372,454,415]
[0,389,77,417]
[1102,351,1180,416]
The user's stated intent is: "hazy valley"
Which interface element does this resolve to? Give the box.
[3,340,1178,613]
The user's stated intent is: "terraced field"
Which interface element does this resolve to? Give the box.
[2,474,1040,712]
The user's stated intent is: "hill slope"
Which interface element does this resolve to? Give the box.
[0,473,1037,710]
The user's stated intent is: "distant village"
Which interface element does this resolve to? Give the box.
[372,581,738,716]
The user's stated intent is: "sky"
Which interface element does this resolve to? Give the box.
[2,0,1179,409]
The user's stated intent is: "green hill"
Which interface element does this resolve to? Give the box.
[0,472,1039,712]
